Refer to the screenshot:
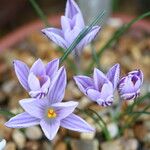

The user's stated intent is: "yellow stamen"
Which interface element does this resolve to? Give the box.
[47,108,57,118]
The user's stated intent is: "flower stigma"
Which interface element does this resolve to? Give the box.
[47,108,57,118]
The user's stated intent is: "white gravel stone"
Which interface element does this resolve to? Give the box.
[107,122,119,138]
[12,129,26,149]
[80,132,96,140]
[25,126,42,140]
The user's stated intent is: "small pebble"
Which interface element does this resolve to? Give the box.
[107,122,119,138]
[4,142,16,150]
[12,129,26,149]
[25,126,42,140]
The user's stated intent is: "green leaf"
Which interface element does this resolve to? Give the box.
[86,11,150,74]
[60,10,105,63]
[29,0,49,27]
[0,109,15,118]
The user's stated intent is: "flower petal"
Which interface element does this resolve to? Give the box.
[30,59,46,76]
[74,75,94,94]
[76,26,100,54]
[52,101,78,119]
[61,113,95,132]
[93,68,108,90]
[106,64,120,89]
[42,28,67,50]
[19,98,47,118]
[65,0,82,19]
[48,67,66,104]
[13,60,30,91]
[61,16,71,31]
[86,89,101,102]
[40,119,60,140]
[46,58,59,79]
[28,72,40,91]
[5,112,40,128]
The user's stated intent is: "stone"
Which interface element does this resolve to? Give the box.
[80,132,96,140]
[12,129,26,149]
[107,122,119,138]
[25,126,42,140]
[71,139,99,150]
[2,80,17,94]
[4,142,16,150]
[0,117,13,140]
[123,139,138,150]
[54,142,67,150]
[78,96,91,109]
[42,142,53,150]
[25,141,41,150]
[101,139,123,150]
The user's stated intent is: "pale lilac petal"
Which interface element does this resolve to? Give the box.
[29,90,47,99]
[61,16,71,31]
[73,13,85,29]
[30,59,46,76]
[46,58,59,79]
[19,98,47,118]
[52,101,78,119]
[61,113,95,132]
[42,28,67,49]
[74,76,94,94]
[13,60,30,91]
[93,68,108,90]
[120,92,139,100]
[128,70,144,83]
[48,67,66,104]
[28,72,40,91]
[40,119,60,140]
[65,0,82,19]
[106,64,120,89]
[100,83,114,100]
[76,26,100,54]
[86,89,101,102]
[64,26,81,47]
[5,112,40,128]
[97,96,113,107]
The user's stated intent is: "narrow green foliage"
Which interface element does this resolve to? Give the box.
[60,10,105,63]
[88,109,111,140]
[91,44,100,69]
[86,11,150,74]
[29,0,49,27]
[0,109,15,118]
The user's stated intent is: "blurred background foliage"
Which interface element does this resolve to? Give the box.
[0,0,149,37]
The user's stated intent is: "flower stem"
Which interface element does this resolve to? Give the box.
[29,0,49,27]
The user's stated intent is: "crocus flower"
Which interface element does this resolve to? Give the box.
[74,64,120,106]
[118,70,143,100]
[0,139,6,150]
[42,0,100,55]
[13,58,59,98]
[5,67,94,140]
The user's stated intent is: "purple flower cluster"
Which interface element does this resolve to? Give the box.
[5,62,94,140]
[74,65,143,106]
[5,0,144,141]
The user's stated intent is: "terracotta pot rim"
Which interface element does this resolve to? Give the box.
[0,13,149,51]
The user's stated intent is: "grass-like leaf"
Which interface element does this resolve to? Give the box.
[29,0,49,27]
[86,11,150,74]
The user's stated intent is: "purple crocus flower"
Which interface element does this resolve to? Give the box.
[42,0,100,55]
[13,58,59,99]
[118,70,143,100]
[5,67,94,140]
[74,64,120,107]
